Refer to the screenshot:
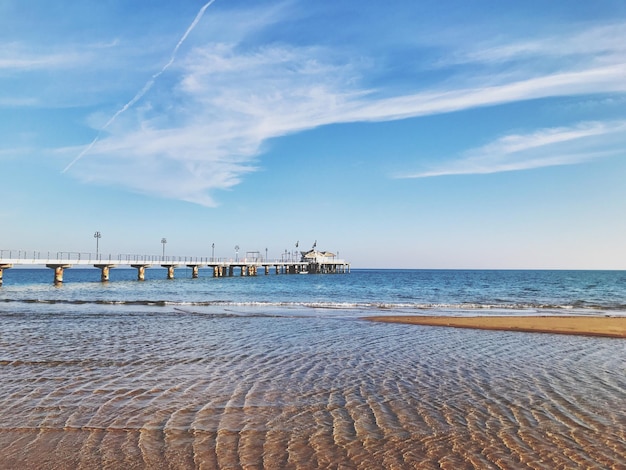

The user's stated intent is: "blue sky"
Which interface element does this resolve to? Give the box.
[1,0,625,269]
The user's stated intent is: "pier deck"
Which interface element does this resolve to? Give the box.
[0,250,349,284]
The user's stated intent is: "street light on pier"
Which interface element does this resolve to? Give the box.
[265,247,268,262]
[235,245,239,262]
[94,231,101,259]
[212,243,215,262]
[161,238,167,259]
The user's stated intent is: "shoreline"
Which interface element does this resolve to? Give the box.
[365,315,626,338]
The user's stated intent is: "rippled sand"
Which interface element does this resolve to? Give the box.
[0,310,624,469]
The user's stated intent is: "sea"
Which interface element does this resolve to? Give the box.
[0,268,624,469]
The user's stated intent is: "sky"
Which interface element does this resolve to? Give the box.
[1,0,626,269]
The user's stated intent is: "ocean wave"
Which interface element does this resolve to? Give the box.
[2,297,626,314]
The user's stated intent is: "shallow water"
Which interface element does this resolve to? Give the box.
[1,269,625,468]
[1,306,624,469]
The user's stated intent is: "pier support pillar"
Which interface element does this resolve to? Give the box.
[265,266,269,275]
[95,265,111,282]
[240,266,246,276]
[213,266,218,277]
[131,264,149,281]
[46,264,71,284]
[0,264,11,286]
[54,266,63,284]
[162,266,175,279]
[189,265,199,278]
[228,266,233,277]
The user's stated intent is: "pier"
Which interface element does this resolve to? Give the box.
[0,249,349,285]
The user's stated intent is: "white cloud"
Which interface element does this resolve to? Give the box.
[440,23,626,67]
[397,121,626,178]
[0,42,89,70]
[64,18,626,205]
[0,96,38,106]
[0,52,82,70]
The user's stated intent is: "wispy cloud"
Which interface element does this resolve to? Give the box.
[0,96,38,107]
[438,22,626,68]
[63,14,626,205]
[0,44,85,70]
[61,0,218,173]
[397,120,626,178]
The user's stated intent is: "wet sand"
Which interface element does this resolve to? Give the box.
[366,315,626,338]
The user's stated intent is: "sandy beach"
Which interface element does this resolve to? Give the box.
[366,315,626,338]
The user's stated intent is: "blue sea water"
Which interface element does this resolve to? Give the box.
[0,268,625,468]
[1,268,625,316]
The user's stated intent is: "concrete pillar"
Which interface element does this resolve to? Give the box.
[213,266,218,277]
[265,266,270,275]
[190,265,199,278]
[0,264,10,286]
[166,266,175,279]
[275,265,279,274]
[241,266,246,276]
[99,266,110,282]
[46,264,70,284]
[136,266,146,281]
[229,266,233,277]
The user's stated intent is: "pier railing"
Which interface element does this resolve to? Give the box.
[0,250,348,266]
[0,250,213,264]
[0,248,350,284]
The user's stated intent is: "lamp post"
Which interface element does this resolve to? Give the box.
[265,248,268,262]
[235,245,239,262]
[212,243,215,262]
[161,238,167,259]
[94,231,101,259]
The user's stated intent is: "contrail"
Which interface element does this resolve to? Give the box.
[63,0,217,173]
